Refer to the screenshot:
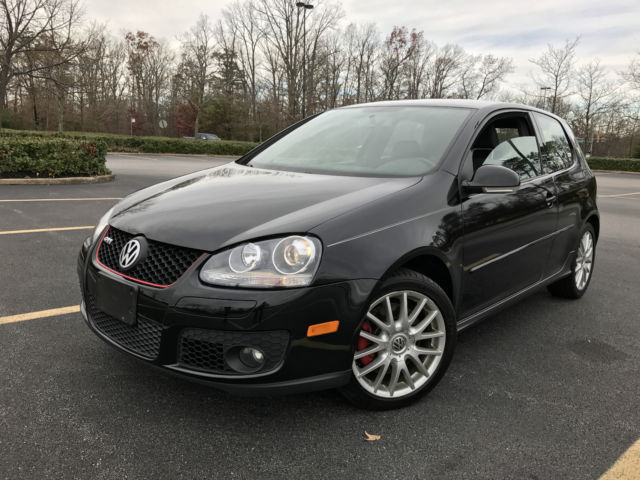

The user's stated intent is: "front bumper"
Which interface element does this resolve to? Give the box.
[78,243,376,395]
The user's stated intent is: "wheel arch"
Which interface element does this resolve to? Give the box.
[381,248,456,306]
[585,213,600,243]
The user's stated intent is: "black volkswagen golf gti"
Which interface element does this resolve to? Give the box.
[78,100,599,409]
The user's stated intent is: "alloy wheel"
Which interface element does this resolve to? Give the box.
[352,290,446,399]
[575,230,594,291]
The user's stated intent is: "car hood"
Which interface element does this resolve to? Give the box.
[110,163,420,252]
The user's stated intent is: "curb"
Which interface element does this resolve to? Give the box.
[108,152,240,159]
[0,174,115,185]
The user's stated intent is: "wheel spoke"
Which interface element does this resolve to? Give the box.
[359,330,385,345]
[575,269,584,288]
[411,309,438,335]
[357,355,387,378]
[366,312,389,332]
[354,344,383,360]
[399,292,409,329]
[408,298,427,325]
[388,360,402,397]
[384,296,394,324]
[414,346,443,356]
[416,330,444,341]
[372,359,390,394]
[408,353,431,378]
[401,361,415,391]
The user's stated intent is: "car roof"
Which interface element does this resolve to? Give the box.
[339,98,559,119]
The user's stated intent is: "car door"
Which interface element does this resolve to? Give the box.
[459,111,559,317]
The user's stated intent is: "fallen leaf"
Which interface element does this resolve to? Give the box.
[364,431,381,441]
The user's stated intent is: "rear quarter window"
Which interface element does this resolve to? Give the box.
[533,113,573,173]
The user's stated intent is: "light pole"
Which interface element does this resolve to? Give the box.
[540,86,552,111]
[296,2,313,118]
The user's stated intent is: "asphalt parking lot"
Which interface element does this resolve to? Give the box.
[1,154,639,479]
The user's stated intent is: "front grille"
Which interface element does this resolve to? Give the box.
[86,293,164,360]
[177,329,289,375]
[97,227,201,287]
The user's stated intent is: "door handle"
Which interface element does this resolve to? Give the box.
[545,194,557,207]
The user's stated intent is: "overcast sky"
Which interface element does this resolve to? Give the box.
[84,0,639,89]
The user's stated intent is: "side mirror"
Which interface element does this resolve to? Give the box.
[462,165,520,194]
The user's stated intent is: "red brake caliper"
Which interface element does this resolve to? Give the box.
[357,322,375,366]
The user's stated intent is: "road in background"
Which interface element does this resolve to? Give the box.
[0,158,638,479]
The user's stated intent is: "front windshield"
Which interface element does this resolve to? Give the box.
[245,106,472,177]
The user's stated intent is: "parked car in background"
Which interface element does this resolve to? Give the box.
[78,99,599,409]
[182,133,221,141]
[197,133,220,141]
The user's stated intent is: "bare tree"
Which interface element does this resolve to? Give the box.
[379,26,418,99]
[529,37,579,113]
[255,0,342,120]
[622,51,640,92]
[403,33,432,99]
[459,54,513,99]
[573,60,615,143]
[315,32,344,109]
[178,14,215,136]
[75,26,127,131]
[0,0,81,126]
[428,43,465,98]
[223,1,263,126]
[344,22,377,104]
[125,31,173,135]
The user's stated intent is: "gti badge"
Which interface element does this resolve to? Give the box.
[119,239,141,269]
[103,236,113,245]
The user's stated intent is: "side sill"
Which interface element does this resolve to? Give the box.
[456,254,574,332]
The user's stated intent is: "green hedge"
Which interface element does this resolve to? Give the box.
[587,157,640,172]
[0,136,109,177]
[0,129,258,156]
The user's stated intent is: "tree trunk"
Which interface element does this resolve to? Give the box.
[0,68,11,128]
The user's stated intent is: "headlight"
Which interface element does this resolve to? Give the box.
[91,207,114,245]
[199,235,322,288]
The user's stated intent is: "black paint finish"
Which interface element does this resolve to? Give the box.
[78,99,599,394]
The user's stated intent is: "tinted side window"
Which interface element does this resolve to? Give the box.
[483,136,542,181]
[533,113,572,172]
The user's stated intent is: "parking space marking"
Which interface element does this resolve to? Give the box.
[0,197,121,202]
[600,438,640,479]
[600,191,640,198]
[0,305,80,325]
[0,226,94,235]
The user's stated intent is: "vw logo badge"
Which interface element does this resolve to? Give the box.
[119,239,141,270]
[391,336,407,353]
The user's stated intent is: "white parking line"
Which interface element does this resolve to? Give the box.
[0,226,94,235]
[600,191,640,198]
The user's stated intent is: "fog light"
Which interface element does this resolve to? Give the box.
[239,347,265,369]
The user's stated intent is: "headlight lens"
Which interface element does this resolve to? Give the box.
[200,235,322,288]
[91,207,114,245]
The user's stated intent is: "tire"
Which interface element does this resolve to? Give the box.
[340,268,456,410]
[547,223,596,299]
